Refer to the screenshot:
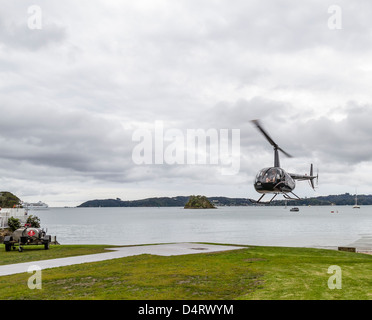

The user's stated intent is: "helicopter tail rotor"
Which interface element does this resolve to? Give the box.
[309,164,318,190]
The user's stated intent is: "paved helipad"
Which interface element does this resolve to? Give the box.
[0,243,245,277]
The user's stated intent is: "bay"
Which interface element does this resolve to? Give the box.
[32,206,372,250]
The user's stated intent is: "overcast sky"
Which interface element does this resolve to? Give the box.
[1,0,372,206]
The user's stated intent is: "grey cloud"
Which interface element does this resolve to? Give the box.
[301,104,372,164]
[0,16,66,51]
[0,104,135,181]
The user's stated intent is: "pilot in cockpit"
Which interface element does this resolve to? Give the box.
[265,169,276,183]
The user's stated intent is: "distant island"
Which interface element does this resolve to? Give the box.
[78,193,371,207]
[184,195,216,209]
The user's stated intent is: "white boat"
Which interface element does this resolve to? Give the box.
[22,201,49,210]
[353,193,360,209]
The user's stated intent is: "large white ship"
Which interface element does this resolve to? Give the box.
[22,201,49,210]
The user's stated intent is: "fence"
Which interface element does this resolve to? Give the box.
[0,208,28,229]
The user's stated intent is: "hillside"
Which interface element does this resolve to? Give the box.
[78,193,371,207]
[0,191,21,208]
[184,195,216,209]
[78,196,189,207]
[270,193,367,206]
[78,196,252,207]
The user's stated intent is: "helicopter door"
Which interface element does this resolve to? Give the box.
[283,172,295,190]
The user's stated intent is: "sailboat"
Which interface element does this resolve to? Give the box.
[353,192,360,209]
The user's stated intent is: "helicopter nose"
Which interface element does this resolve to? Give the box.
[255,180,275,191]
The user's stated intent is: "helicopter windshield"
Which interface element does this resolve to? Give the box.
[256,168,283,184]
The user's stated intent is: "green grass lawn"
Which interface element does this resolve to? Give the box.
[0,244,371,300]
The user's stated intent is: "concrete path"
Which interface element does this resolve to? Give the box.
[0,242,245,277]
[345,235,372,254]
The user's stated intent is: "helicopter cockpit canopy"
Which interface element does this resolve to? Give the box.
[255,167,284,184]
[254,167,295,194]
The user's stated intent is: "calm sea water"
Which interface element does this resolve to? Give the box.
[32,206,372,250]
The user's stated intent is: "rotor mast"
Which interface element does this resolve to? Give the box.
[251,119,292,168]
[274,147,280,167]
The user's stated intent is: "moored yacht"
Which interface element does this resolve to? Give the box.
[353,193,360,209]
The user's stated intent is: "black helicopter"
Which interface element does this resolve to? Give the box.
[250,119,318,203]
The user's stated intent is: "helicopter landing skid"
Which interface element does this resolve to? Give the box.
[249,193,278,204]
[283,191,301,201]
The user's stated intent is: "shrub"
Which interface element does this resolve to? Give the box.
[7,217,21,231]
[26,215,41,228]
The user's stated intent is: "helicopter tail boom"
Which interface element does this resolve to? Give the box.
[289,164,318,190]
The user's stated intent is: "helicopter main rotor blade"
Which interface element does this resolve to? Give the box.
[277,146,293,158]
[251,119,293,158]
[251,119,277,147]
